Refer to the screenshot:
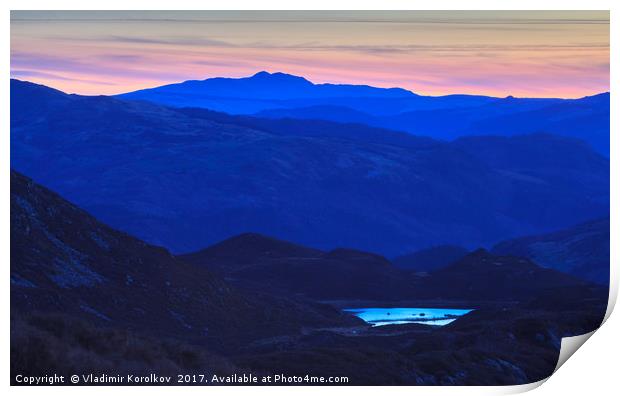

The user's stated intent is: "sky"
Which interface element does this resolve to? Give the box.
[10,11,610,98]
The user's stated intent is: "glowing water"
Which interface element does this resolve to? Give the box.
[344,307,473,326]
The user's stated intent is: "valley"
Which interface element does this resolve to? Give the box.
[10,171,608,385]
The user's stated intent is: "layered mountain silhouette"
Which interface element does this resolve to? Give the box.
[11,171,356,343]
[12,168,595,305]
[419,249,587,301]
[492,218,610,285]
[10,79,610,257]
[117,70,434,115]
[180,233,412,300]
[11,170,608,385]
[120,71,416,102]
[117,71,609,155]
[180,233,591,302]
[258,93,610,155]
[404,217,614,290]
[116,70,533,116]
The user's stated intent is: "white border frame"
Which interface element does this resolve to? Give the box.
[2,2,617,395]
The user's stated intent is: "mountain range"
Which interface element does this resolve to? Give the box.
[11,171,356,344]
[13,170,598,305]
[391,217,609,284]
[11,170,608,385]
[179,233,415,300]
[118,71,610,156]
[492,217,609,285]
[10,79,609,256]
[179,232,588,302]
[10,69,610,386]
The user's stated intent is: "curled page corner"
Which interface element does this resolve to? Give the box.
[525,284,616,390]
[513,286,615,392]
[604,283,618,324]
[551,281,615,374]
[499,378,548,394]
[554,330,596,373]
[502,330,599,394]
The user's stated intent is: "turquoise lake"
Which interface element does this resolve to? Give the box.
[344,307,473,326]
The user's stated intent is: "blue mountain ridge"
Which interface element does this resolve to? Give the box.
[11,78,609,256]
[117,71,610,156]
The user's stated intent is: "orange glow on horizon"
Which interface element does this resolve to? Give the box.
[10,11,610,99]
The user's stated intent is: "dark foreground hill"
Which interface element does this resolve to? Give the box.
[11,171,356,344]
[11,79,609,256]
[180,234,593,303]
[11,172,608,385]
[180,233,414,300]
[492,218,610,285]
[237,301,606,385]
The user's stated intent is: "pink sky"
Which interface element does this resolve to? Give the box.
[10,11,610,98]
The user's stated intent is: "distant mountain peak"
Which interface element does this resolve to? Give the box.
[182,232,323,260]
[117,70,417,107]
[249,70,313,84]
[440,248,540,274]
[252,70,271,77]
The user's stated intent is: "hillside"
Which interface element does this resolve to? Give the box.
[418,249,588,301]
[11,170,608,385]
[492,218,609,284]
[11,171,356,343]
[180,234,595,303]
[180,233,414,300]
[11,79,609,256]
